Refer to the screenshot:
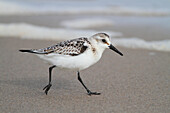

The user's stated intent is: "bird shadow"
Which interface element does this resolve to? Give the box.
[0,76,78,96]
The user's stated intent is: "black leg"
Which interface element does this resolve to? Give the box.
[77,71,100,95]
[43,65,56,95]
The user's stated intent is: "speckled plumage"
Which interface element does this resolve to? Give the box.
[19,33,123,70]
[19,33,123,95]
[31,37,90,56]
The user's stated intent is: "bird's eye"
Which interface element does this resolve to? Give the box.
[102,39,106,43]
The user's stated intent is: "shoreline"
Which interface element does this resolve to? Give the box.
[0,15,169,41]
[0,37,169,112]
[0,15,170,53]
[0,12,170,112]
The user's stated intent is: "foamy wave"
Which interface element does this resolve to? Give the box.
[0,1,170,16]
[0,1,34,15]
[0,23,169,52]
[108,7,170,16]
[61,18,114,28]
[0,23,121,40]
[112,38,170,52]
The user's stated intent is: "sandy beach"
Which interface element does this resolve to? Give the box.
[0,0,170,112]
[0,37,169,113]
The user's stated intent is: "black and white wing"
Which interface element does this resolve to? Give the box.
[20,38,91,56]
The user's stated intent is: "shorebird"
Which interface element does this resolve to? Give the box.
[19,33,123,95]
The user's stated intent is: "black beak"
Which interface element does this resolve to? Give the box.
[109,44,123,56]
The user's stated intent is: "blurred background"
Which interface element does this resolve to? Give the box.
[0,0,170,51]
[0,1,170,112]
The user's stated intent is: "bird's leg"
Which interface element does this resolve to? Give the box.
[77,71,101,95]
[43,65,56,95]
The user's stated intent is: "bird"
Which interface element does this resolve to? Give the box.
[19,33,123,95]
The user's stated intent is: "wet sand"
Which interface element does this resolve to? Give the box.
[0,37,169,113]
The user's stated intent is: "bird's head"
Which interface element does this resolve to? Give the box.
[91,33,123,56]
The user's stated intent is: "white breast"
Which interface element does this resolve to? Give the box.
[37,47,104,71]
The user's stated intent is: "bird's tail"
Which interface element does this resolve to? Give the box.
[19,49,33,53]
[19,49,45,54]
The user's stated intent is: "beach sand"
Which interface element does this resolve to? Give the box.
[0,13,170,113]
[0,37,169,113]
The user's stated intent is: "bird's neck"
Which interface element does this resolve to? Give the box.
[89,38,106,57]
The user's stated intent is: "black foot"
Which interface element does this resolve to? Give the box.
[87,90,101,96]
[43,84,52,95]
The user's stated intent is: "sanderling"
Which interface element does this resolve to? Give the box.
[19,33,123,95]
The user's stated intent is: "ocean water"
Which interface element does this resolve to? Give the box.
[0,0,170,16]
[61,18,115,29]
[0,23,122,40]
[0,23,170,52]
[0,0,170,52]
